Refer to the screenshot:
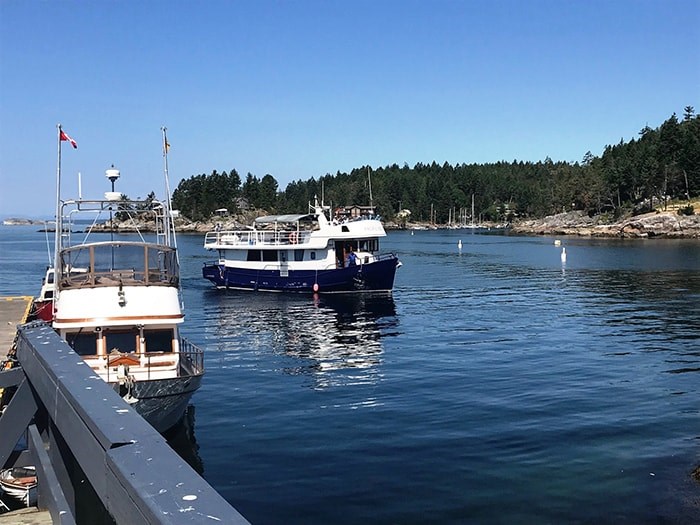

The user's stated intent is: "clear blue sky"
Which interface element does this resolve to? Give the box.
[1,0,698,218]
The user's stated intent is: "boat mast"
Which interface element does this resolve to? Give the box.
[161,126,176,249]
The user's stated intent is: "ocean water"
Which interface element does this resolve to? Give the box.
[2,225,700,523]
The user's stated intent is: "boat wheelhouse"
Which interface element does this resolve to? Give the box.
[203,200,400,293]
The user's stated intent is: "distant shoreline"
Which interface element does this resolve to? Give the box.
[6,208,699,239]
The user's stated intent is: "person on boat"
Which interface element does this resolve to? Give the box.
[345,246,357,267]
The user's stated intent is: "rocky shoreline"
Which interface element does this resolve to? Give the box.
[510,209,700,239]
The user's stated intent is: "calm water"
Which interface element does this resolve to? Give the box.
[2,225,700,524]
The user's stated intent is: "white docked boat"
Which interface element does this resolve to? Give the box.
[202,199,401,293]
[0,466,37,507]
[42,127,204,433]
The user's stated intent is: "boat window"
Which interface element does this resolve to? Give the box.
[360,239,379,252]
[47,272,54,284]
[104,330,138,354]
[44,290,54,299]
[262,250,278,262]
[280,251,288,263]
[294,250,304,262]
[66,332,97,356]
[310,252,316,260]
[247,250,262,261]
[144,330,173,353]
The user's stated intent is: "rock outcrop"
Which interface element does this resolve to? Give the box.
[512,210,700,238]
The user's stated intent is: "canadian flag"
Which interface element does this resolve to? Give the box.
[60,130,77,149]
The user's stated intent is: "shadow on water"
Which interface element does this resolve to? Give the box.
[164,405,204,475]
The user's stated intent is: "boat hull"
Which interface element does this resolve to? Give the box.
[118,373,203,433]
[203,256,399,293]
[0,467,37,507]
[32,299,53,322]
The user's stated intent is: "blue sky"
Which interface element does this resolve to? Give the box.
[1,0,698,218]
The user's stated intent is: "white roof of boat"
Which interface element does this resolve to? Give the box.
[255,213,313,224]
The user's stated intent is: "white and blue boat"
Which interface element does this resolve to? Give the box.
[202,199,401,293]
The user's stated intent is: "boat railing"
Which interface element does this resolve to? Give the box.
[178,336,205,376]
[204,229,308,248]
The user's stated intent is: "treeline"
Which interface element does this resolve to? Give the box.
[172,107,699,223]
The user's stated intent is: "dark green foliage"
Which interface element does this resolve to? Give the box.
[678,205,695,216]
[172,169,243,221]
[171,110,700,222]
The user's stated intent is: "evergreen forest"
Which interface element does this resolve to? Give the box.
[171,108,700,224]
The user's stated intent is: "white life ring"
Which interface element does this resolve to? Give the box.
[289,231,299,244]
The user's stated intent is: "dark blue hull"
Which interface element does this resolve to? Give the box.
[203,255,400,293]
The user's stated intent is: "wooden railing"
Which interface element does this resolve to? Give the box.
[0,322,249,524]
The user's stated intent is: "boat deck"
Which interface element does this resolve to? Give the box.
[0,297,33,355]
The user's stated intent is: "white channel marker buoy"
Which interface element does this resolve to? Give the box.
[561,247,567,263]
[458,239,462,250]
[554,239,561,246]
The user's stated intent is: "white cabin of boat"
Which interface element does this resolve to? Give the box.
[204,199,387,270]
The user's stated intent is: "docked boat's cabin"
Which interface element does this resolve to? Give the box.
[61,324,184,381]
[57,242,179,289]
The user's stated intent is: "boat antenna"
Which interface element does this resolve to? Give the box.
[44,221,53,265]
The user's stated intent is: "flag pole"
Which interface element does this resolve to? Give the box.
[54,124,63,282]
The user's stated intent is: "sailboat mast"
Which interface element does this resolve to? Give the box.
[367,167,373,214]
[471,193,475,227]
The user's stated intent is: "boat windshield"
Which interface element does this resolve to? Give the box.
[58,242,178,288]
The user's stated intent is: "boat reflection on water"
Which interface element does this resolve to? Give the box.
[286,293,398,389]
[208,292,399,389]
[165,405,203,475]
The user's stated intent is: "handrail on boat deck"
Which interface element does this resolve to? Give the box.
[204,229,308,248]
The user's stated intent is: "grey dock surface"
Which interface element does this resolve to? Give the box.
[0,507,52,524]
[0,296,33,354]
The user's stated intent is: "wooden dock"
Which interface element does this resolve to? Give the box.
[0,296,33,355]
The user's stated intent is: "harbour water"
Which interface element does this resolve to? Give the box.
[1,225,699,523]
